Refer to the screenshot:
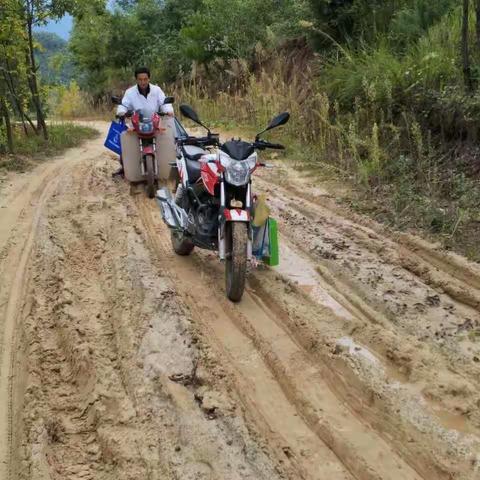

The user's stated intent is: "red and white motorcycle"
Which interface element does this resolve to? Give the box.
[111,95,174,198]
[157,104,289,301]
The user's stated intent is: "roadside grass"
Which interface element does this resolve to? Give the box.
[173,71,480,262]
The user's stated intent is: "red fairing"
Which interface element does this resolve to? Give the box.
[215,159,225,172]
[131,112,163,139]
[152,113,161,130]
[131,111,140,129]
[201,162,219,195]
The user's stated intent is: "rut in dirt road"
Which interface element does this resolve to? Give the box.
[0,144,95,480]
[256,173,480,408]
[253,171,480,478]
[138,196,455,480]
[0,136,283,480]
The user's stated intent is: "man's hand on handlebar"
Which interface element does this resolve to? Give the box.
[117,110,133,119]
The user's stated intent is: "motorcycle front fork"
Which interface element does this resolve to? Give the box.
[218,180,253,261]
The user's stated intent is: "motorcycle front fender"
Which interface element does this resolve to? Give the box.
[219,209,252,261]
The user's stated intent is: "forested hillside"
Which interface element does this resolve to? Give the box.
[34,31,73,85]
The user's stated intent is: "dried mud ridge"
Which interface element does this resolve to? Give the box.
[0,126,479,480]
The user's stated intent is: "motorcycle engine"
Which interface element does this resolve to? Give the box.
[196,204,217,236]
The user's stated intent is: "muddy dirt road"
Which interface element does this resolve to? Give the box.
[1,124,480,479]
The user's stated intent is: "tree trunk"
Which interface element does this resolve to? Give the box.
[0,96,14,154]
[462,0,474,91]
[476,0,480,51]
[0,42,37,135]
[2,63,27,134]
[1,66,36,135]
[25,16,48,139]
[0,115,4,154]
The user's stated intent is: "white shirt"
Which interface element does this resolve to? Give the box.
[117,84,174,117]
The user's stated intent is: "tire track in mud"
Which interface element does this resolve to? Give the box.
[262,176,480,315]
[3,124,480,480]
[0,150,88,480]
[6,150,284,480]
[137,196,429,480]
[255,177,480,404]
[251,175,480,478]
[260,174,480,294]
[246,262,480,479]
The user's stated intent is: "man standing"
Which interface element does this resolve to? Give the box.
[114,66,174,177]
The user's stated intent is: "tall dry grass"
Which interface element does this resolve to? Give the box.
[172,56,480,261]
[47,81,112,120]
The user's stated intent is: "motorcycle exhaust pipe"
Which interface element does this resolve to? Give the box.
[156,187,188,231]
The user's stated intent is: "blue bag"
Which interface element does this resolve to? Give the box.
[104,121,128,155]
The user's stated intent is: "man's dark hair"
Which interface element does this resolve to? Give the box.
[135,67,150,78]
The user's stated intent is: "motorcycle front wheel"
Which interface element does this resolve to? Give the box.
[225,222,248,302]
[145,154,156,199]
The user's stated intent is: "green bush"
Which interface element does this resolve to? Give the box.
[404,8,462,92]
[321,43,403,109]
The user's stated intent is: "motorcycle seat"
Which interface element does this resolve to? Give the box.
[182,145,204,162]
[186,159,201,183]
[181,145,205,183]
[184,151,203,161]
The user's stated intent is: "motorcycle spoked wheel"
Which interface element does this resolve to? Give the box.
[225,222,248,302]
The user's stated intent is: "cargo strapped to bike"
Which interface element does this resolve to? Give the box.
[252,217,279,266]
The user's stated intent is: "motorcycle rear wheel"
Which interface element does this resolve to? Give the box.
[171,186,194,256]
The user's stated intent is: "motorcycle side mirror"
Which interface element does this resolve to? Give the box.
[255,112,290,140]
[111,95,122,105]
[163,96,175,105]
[180,104,201,124]
[180,104,211,134]
[268,112,290,130]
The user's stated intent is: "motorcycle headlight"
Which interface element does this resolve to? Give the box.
[221,152,257,186]
[140,121,153,133]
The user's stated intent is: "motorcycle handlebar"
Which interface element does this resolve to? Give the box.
[115,111,132,122]
[267,143,285,150]
[120,110,171,118]
[178,135,284,151]
[181,134,219,146]
[253,141,285,150]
